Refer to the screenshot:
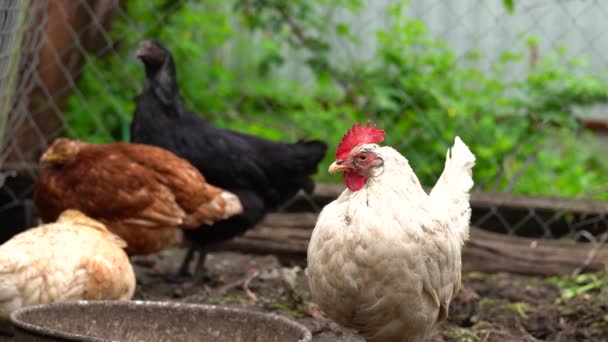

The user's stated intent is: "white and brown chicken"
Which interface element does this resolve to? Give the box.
[0,210,135,320]
[307,122,476,342]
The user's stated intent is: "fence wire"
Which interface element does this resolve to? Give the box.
[0,0,25,171]
[0,0,606,244]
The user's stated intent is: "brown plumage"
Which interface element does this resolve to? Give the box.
[34,138,243,255]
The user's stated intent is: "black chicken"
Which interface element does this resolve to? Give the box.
[131,40,328,281]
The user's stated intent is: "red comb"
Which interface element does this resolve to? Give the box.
[336,121,385,159]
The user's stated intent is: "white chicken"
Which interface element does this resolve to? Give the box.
[307,122,475,342]
[0,210,135,320]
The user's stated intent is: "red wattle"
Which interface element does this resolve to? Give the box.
[344,172,367,191]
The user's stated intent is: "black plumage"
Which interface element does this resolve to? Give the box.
[131,40,328,280]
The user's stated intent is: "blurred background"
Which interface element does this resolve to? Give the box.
[0,0,606,241]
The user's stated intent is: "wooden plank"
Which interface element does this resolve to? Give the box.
[260,212,318,229]
[216,213,608,276]
[285,183,608,238]
[464,228,608,276]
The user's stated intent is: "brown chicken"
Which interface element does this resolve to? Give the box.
[0,210,135,320]
[34,138,243,255]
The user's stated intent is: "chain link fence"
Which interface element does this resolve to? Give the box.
[0,0,606,244]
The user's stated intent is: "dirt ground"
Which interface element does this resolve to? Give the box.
[131,248,608,342]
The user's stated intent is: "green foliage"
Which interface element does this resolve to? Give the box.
[506,302,528,319]
[503,0,515,13]
[63,0,608,199]
[549,273,608,301]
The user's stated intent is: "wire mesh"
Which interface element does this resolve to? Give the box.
[0,0,606,244]
[0,0,26,170]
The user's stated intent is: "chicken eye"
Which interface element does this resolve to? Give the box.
[358,154,367,161]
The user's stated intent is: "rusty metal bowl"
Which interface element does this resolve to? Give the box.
[10,300,312,342]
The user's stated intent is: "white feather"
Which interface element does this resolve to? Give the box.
[430,136,476,243]
[307,139,476,342]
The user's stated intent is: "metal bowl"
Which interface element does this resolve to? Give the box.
[10,300,312,342]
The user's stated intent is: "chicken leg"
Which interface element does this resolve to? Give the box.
[177,245,211,283]
[178,246,196,276]
[192,247,210,283]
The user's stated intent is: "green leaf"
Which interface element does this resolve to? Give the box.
[335,23,349,36]
[61,0,608,194]
[503,0,515,13]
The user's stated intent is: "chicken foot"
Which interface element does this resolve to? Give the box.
[171,245,211,284]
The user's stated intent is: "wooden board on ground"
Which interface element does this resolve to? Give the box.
[216,212,608,276]
[286,183,608,238]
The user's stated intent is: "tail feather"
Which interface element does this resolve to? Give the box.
[218,191,244,218]
[183,187,243,227]
[289,140,328,174]
[430,137,476,243]
[261,139,327,208]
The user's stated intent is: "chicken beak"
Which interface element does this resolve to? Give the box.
[328,160,349,174]
[40,151,55,163]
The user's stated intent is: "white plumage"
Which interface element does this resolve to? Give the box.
[307,136,475,342]
[0,210,135,320]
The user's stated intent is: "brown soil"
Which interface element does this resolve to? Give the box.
[131,249,608,342]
